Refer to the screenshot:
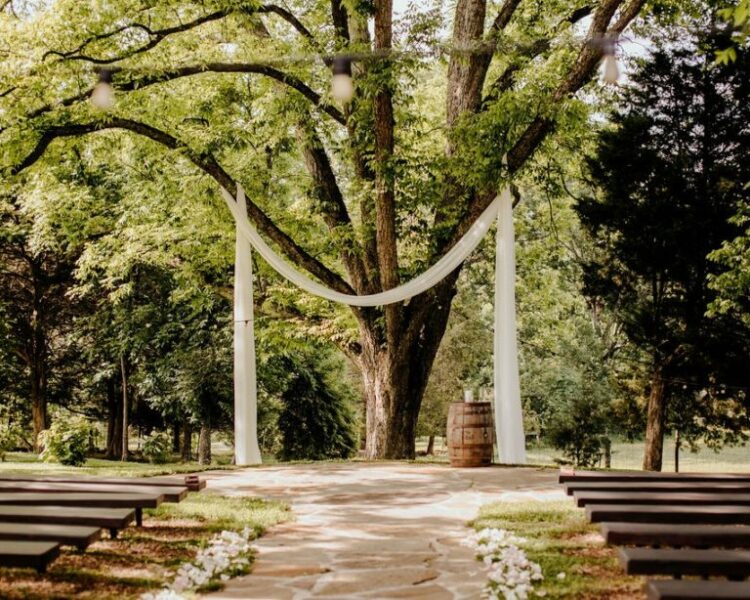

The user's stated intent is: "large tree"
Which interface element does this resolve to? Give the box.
[1,0,647,458]
[576,27,750,471]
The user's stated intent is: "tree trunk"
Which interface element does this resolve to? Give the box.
[172,423,181,453]
[120,355,129,461]
[426,435,435,456]
[643,366,667,471]
[360,279,456,459]
[105,377,122,460]
[198,423,211,465]
[181,420,193,462]
[30,365,48,453]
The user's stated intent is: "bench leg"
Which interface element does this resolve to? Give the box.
[136,508,143,527]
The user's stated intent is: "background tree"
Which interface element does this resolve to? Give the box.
[576,27,750,471]
[0,0,649,459]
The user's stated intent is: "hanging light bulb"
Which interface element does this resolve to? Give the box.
[91,69,115,110]
[601,38,620,85]
[331,56,354,104]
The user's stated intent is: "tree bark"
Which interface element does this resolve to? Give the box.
[198,423,211,465]
[361,277,457,459]
[643,366,667,471]
[30,364,47,453]
[105,376,122,460]
[181,420,193,462]
[426,435,435,456]
[172,422,181,453]
[120,355,129,461]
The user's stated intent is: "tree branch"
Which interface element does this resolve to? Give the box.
[482,6,593,108]
[5,62,345,134]
[41,4,317,66]
[299,123,370,292]
[373,0,401,347]
[42,10,230,65]
[7,118,355,296]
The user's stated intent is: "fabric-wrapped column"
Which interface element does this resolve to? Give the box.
[233,188,262,465]
[494,187,526,464]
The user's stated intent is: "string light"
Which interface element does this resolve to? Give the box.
[600,37,620,85]
[91,68,115,110]
[331,56,354,103]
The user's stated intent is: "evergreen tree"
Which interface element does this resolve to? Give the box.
[576,27,750,470]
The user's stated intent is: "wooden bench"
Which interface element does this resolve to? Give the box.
[0,505,134,539]
[560,469,750,484]
[646,580,750,599]
[0,523,101,550]
[565,481,750,496]
[0,481,187,503]
[575,492,750,508]
[0,474,205,492]
[0,492,164,527]
[601,523,750,548]
[619,547,750,579]
[587,504,750,525]
[0,540,60,573]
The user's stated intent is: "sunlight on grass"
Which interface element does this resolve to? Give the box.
[0,452,238,477]
[148,492,291,535]
[472,500,641,599]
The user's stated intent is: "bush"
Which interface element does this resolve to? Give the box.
[0,423,22,462]
[39,416,92,466]
[274,356,358,461]
[142,431,172,464]
[546,394,607,467]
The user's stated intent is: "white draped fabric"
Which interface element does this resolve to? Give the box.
[494,191,526,464]
[233,187,262,465]
[223,185,526,464]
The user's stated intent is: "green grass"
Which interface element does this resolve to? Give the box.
[0,491,291,599]
[472,500,641,599]
[416,435,750,472]
[0,452,238,477]
[148,491,291,534]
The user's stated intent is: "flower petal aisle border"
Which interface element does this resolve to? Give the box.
[464,528,543,600]
[142,529,254,600]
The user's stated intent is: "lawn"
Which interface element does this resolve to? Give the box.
[471,500,642,599]
[0,491,291,599]
[417,436,750,472]
[0,452,237,478]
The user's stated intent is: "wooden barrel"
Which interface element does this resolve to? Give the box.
[447,402,494,468]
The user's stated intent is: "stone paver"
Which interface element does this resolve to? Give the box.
[204,463,561,599]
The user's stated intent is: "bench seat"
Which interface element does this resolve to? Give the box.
[576,492,750,508]
[601,523,750,548]
[619,547,750,579]
[565,481,750,496]
[560,470,750,484]
[0,474,205,492]
[0,540,60,573]
[587,504,750,525]
[646,580,750,599]
[0,505,134,538]
[0,523,102,550]
[0,481,187,503]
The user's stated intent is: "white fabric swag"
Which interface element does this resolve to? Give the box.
[223,186,526,465]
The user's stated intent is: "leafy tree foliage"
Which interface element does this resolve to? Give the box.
[576,27,750,470]
[265,349,358,461]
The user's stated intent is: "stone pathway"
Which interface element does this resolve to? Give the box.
[204,463,561,600]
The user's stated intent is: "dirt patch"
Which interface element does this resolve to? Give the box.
[0,518,216,599]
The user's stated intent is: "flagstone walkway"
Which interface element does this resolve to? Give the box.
[204,462,561,600]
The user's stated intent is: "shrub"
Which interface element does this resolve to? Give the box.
[39,416,92,466]
[0,423,22,462]
[143,431,172,464]
[274,356,358,461]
